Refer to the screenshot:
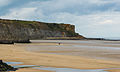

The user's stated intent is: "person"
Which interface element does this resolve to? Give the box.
[58,43,61,45]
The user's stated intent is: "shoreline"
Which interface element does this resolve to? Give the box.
[1,40,120,72]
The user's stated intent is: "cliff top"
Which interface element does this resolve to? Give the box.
[0,19,73,26]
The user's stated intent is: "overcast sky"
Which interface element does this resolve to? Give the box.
[0,0,120,38]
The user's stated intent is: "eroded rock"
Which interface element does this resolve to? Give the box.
[0,60,18,71]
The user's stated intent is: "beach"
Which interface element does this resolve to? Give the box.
[1,40,120,72]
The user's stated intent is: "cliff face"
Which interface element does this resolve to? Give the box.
[0,19,84,41]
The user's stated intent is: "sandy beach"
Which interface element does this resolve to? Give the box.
[1,40,120,72]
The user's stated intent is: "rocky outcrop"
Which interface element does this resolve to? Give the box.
[0,60,17,71]
[0,40,14,44]
[0,19,85,42]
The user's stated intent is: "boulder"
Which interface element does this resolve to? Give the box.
[0,60,18,71]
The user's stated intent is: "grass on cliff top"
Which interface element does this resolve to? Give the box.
[0,19,68,25]
[11,20,67,31]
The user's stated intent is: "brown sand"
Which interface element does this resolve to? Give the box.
[0,40,120,72]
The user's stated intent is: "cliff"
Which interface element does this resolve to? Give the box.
[0,19,84,42]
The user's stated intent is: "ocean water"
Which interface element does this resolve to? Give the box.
[104,37,120,40]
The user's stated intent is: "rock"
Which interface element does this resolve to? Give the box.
[0,60,18,71]
[13,39,31,43]
[0,40,14,44]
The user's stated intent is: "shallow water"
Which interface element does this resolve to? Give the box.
[13,65,37,68]
[4,62,108,72]
[5,62,23,65]
[73,45,120,50]
[4,62,120,72]
[34,67,108,72]
[5,62,37,68]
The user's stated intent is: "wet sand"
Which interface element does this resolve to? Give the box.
[0,40,120,72]
[108,69,120,72]
[26,40,120,61]
[15,68,53,72]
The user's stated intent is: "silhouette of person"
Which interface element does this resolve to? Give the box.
[58,43,61,45]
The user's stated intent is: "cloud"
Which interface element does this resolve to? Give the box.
[2,0,119,19]
[99,20,113,25]
[27,0,117,15]
[1,7,45,21]
[0,0,13,7]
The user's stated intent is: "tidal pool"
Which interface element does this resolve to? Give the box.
[13,65,37,68]
[5,62,23,65]
[5,62,37,68]
[34,67,108,72]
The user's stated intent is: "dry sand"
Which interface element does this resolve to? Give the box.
[0,40,120,72]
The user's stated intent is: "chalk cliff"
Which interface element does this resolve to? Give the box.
[0,19,84,42]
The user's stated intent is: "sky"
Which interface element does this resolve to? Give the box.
[0,0,120,38]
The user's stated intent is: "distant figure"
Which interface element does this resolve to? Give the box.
[58,43,61,45]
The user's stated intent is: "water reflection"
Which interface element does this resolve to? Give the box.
[5,62,23,65]
[13,65,37,68]
[34,67,108,72]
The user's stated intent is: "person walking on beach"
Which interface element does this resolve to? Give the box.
[58,43,61,45]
